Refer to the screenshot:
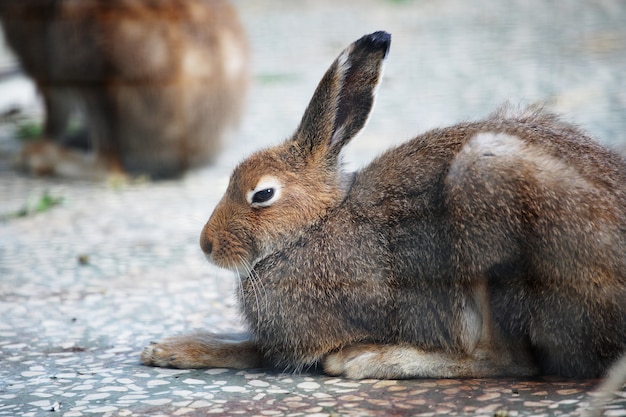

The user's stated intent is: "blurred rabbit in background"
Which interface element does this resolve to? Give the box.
[0,0,249,179]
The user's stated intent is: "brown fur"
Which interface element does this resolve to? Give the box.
[142,32,626,379]
[0,0,248,179]
[141,332,262,369]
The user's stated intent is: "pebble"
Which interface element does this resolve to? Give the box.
[297,381,321,390]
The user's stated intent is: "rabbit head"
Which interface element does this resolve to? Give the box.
[200,31,391,274]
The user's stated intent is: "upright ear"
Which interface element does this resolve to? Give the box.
[294,31,391,160]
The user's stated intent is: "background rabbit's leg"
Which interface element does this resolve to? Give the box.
[17,89,122,179]
[17,140,109,179]
[323,343,538,379]
[41,87,76,144]
[141,332,264,370]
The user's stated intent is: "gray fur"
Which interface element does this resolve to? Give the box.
[145,31,626,379]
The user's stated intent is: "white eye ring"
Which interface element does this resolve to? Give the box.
[246,175,282,208]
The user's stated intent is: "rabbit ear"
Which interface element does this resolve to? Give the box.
[294,31,391,160]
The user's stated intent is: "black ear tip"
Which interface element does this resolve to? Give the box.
[369,31,391,44]
[359,31,391,58]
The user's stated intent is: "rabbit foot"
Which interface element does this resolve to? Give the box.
[141,332,263,369]
[323,344,440,379]
[324,345,383,379]
[16,140,114,180]
[141,342,183,368]
[323,344,538,379]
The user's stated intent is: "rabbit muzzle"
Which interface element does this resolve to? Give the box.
[200,213,259,277]
[201,231,257,277]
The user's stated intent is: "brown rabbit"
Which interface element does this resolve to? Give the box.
[0,0,248,179]
[142,31,626,379]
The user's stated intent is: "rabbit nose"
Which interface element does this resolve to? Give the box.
[200,235,213,255]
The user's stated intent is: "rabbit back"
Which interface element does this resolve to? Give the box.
[346,105,626,377]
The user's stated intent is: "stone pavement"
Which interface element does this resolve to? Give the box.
[1,0,625,416]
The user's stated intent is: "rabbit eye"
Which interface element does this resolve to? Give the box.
[252,188,275,204]
[246,175,282,208]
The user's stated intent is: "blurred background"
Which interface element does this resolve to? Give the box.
[0,1,625,414]
[1,0,625,176]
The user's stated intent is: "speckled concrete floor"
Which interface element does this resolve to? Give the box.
[1,1,625,416]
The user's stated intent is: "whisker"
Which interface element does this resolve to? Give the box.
[247,258,268,325]
[247,263,264,326]
[228,260,245,313]
[244,258,269,318]
[238,255,261,325]
[253,260,270,319]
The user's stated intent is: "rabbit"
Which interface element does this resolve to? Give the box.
[0,0,249,179]
[141,31,626,379]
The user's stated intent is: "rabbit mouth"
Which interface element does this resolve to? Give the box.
[200,228,260,278]
[204,252,258,279]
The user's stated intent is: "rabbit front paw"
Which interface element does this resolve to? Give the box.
[141,341,191,369]
[140,332,263,370]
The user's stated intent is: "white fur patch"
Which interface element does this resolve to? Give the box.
[371,51,388,99]
[246,175,283,208]
[467,132,525,157]
[460,132,591,189]
[336,48,351,74]
[447,132,525,186]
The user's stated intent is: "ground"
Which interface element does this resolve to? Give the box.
[1,0,625,416]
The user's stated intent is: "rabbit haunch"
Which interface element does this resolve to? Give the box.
[143,31,626,379]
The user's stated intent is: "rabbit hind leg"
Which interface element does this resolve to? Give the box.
[324,280,538,379]
[323,343,538,379]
